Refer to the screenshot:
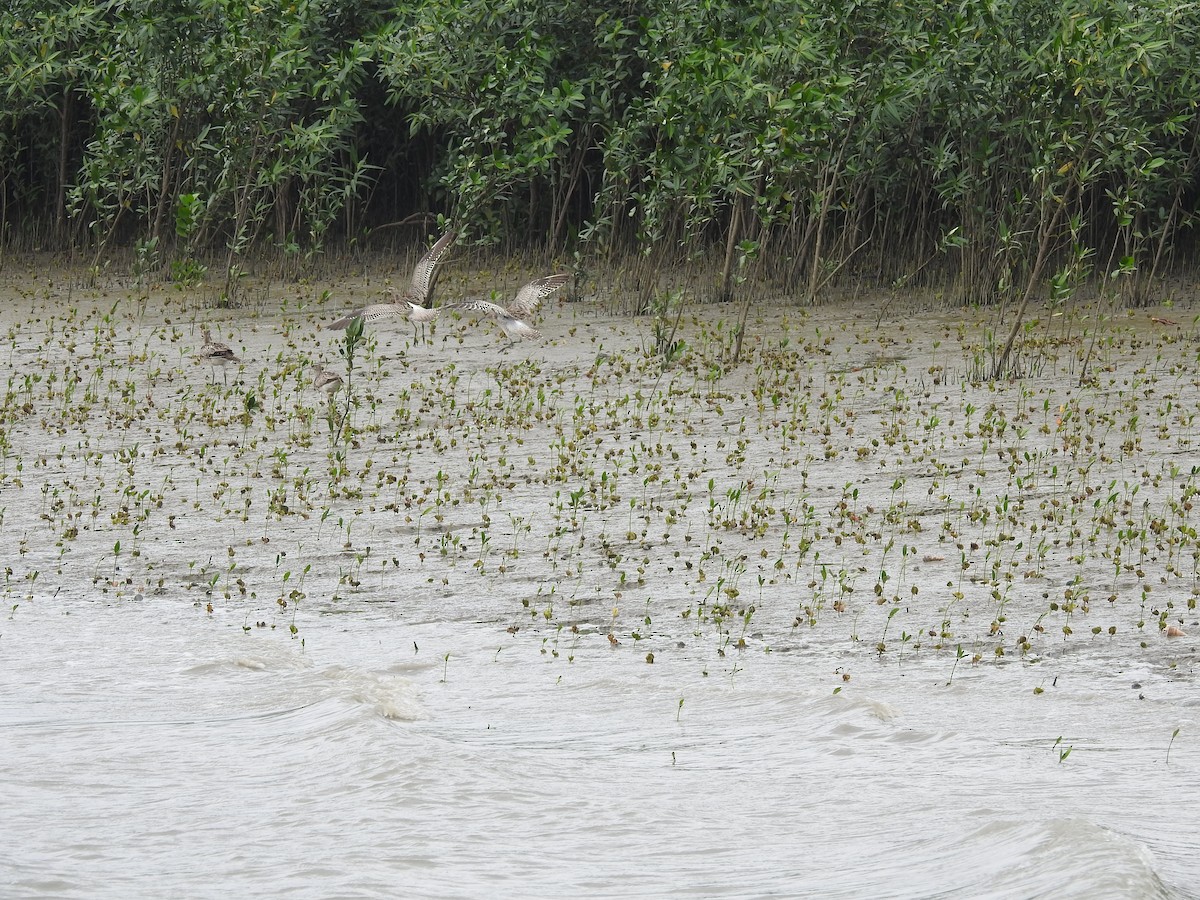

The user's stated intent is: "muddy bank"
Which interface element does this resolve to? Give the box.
[3,270,1198,670]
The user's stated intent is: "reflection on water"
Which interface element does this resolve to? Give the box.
[2,600,1194,899]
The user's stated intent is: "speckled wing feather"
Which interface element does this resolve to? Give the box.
[506,273,570,318]
[309,364,344,395]
[327,303,402,330]
[407,229,457,305]
[452,299,510,320]
[200,328,240,363]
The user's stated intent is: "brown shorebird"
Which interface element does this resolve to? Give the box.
[327,229,457,334]
[452,274,570,349]
[199,327,240,384]
[308,364,344,398]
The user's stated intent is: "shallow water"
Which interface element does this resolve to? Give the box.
[1,272,1199,897]
[4,599,1193,898]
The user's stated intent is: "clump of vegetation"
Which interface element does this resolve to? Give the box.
[3,0,1198,316]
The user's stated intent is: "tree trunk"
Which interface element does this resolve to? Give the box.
[56,84,74,245]
[719,198,743,303]
[992,198,1066,379]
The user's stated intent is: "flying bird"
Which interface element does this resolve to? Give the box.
[327,229,457,334]
[451,274,570,349]
[394,291,441,344]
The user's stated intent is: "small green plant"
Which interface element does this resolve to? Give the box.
[947,643,965,685]
[1167,727,1181,764]
[649,290,688,371]
[328,315,365,445]
[1053,736,1073,764]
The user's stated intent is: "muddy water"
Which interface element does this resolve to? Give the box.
[1,272,1198,897]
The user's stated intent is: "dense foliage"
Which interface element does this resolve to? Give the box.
[3,0,1199,303]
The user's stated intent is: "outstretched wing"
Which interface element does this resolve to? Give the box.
[327,303,400,330]
[451,299,510,320]
[408,229,457,304]
[507,273,570,318]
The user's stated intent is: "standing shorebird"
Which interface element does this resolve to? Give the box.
[308,364,344,398]
[452,273,571,350]
[327,229,457,335]
[199,327,241,384]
